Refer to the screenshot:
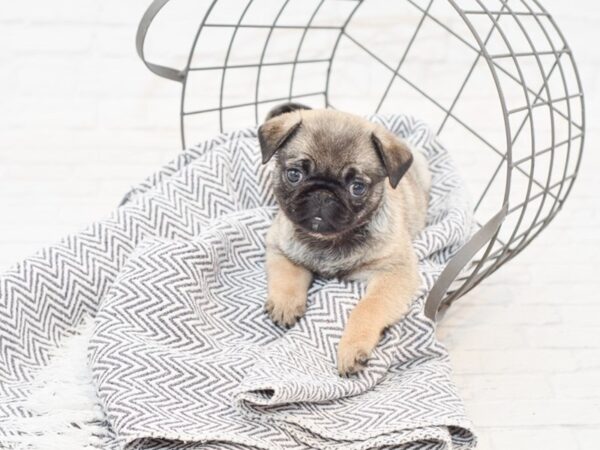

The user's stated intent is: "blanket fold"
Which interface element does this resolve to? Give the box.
[1,115,476,450]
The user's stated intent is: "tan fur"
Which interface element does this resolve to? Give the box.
[262,108,430,375]
[264,246,312,327]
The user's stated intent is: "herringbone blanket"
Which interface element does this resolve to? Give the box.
[1,115,475,449]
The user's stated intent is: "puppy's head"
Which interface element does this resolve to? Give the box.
[259,105,413,237]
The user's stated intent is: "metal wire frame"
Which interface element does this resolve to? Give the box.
[136,0,585,320]
[441,0,585,308]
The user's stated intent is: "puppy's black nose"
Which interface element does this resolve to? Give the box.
[315,190,335,206]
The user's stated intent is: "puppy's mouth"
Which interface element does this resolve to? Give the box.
[294,215,346,237]
[310,216,324,232]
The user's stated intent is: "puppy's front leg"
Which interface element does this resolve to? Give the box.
[265,247,313,328]
[337,262,419,376]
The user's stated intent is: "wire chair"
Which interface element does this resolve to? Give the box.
[136,0,585,320]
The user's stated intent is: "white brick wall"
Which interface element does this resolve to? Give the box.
[0,1,599,448]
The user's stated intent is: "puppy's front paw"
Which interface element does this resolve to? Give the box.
[337,337,372,376]
[265,292,306,328]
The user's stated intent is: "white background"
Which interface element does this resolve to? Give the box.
[0,1,599,448]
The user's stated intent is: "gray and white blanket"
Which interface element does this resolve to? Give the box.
[0,115,475,449]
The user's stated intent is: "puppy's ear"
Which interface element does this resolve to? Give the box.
[371,130,413,188]
[258,112,302,164]
[265,102,311,121]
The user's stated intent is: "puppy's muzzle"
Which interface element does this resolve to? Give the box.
[310,190,335,231]
[301,189,343,233]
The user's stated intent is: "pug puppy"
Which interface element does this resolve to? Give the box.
[259,103,431,376]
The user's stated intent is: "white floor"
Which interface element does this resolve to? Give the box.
[0,1,599,449]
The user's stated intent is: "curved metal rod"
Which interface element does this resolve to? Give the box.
[217,0,255,132]
[287,0,327,103]
[500,0,561,255]
[532,0,585,219]
[469,0,551,274]
[435,0,514,310]
[136,0,185,82]
[425,205,507,321]
[447,0,555,305]
[474,0,585,276]
[254,0,292,125]
[324,1,362,108]
[178,0,220,149]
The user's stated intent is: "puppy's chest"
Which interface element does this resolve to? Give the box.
[280,237,371,280]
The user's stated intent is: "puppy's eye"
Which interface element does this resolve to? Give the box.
[286,168,303,184]
[349,181,368,197]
